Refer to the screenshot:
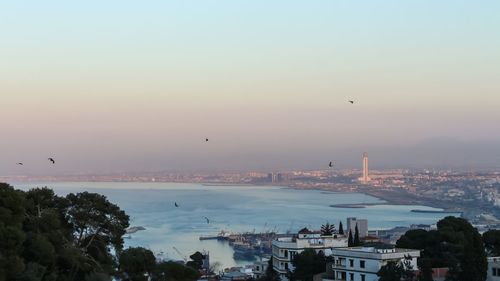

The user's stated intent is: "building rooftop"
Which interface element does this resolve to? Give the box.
[332,246,420,256]
[298,227,313,234]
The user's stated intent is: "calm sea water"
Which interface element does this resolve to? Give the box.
[13,182,458,269]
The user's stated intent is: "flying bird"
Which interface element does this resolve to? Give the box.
[174,202,179,207]
[48,158,55,164]
[205,138,209,142]
[329,162,333,168]
[16,162,23,165]
[204,217,210,224]
[348,100,354,104]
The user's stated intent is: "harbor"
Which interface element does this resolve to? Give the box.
[200,230,276,261]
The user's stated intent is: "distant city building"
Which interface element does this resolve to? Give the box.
[272,227,348,281]
[325,246,420,281]
[347,217,368,238]
[272,173,279,183]
[359,152,371,183]
[410,224,434,231]
[267,172,288,183]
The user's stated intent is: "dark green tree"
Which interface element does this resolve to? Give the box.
[348,230,354,247]
[353,224,360,246]
[119,247,156,281]
[483,230,500,256]
[418,259,434,281]
[397,216,487,281]
[338,221,344,235]
[438,216,487,281]
[64,191,130,278]
[320,223,334,236]
[65,192,129,252]
[397,229,446,268]
[377,261,403,281]
[84,272,112,281]
[0,183,27,281]
[289,249,325,281]
[153,261,200,281]
[186,251,204,270]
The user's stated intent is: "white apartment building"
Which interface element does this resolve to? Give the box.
[488,257,500,281]
[272,228,348,281]
[253,258,269,279]
[325,246,420,281]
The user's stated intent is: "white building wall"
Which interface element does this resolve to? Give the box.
[329,248,419,281]
[272,235,348,281]
[488,257,500,281]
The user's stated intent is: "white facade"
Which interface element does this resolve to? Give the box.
[488,257,500,281]
[326,246,420,281]
[253,259,269,279]
[272,230,348,281]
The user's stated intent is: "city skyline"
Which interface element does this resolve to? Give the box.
[1,1,500,175]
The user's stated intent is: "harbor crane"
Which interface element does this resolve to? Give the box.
[172,246,187,263]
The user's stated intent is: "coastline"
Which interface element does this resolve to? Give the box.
[6,179,464,215]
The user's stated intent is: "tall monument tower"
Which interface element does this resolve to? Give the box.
[361,152,370,183]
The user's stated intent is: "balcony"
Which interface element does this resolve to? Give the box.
[332,263,346,268]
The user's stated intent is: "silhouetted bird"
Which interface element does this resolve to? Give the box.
[16,162,23,165]
[174,202,179,207]
[204,217,210,224]
[205,138,209,142]
[329,162,333,168]
[48,158,55,164]
[348,100,354,104]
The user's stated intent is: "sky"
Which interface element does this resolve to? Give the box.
[1,0,500,175]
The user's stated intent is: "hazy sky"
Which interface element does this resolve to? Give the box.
[1,1,500,175]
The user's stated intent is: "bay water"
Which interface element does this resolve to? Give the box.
[13,182,458,269]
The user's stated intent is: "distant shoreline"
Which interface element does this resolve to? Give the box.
[5,180,463,215]
[329,203,384,209]
[201,183,254,186]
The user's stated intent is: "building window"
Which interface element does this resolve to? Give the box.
[360,260,366,268]
[349,273,354,281]
[349,259,354,267]
[285,263,289,270]
[361,274,366,281]
[284,250,288,258]
[493,268,498,276]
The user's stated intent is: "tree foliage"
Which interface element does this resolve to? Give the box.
[119,247,156,281]
[338,221,344,235]
[353,224,361,246]
[289,249,325,281]
[320,223,334,236]
[153,261,200,281]
[483,230,500,256]
[377,261,403,281]
[377,257,415,281]
[348,230,354,247]
[396,216,487,281]
[0,183,202,281]
[186,251,204,270]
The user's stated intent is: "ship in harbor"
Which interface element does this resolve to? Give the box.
[200,230,275,261]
